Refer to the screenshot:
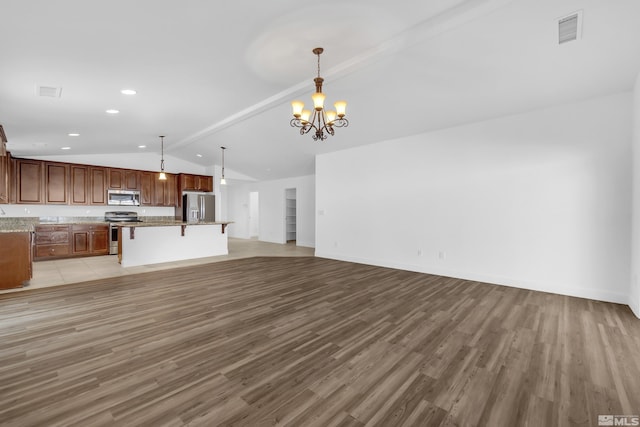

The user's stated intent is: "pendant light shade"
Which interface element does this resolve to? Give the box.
[158,135,167,181]
[220,146,227,185]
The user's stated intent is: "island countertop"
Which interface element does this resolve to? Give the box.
[116,221,233,228]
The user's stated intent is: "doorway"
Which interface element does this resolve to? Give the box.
[285,188,296,243]
[249,191,259,239]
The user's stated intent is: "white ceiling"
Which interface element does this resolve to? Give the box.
[1,0,639,181]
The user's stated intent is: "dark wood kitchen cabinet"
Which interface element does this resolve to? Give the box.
[0,232,32,289]
[16,159,44,204]
[33,224,70,260]
[179,174,213,193]
[154,173,177,206]
[89,167,107,205]
[70,165,89,205]
[109,168,140,190]
[44,162,69,204]
[140,171,154,205]
[71,224,109,255]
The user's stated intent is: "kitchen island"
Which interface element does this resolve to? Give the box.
[117,221,232,267]
[0,228,32,289]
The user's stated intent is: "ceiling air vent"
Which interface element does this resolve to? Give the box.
[36,85,62,97]
[558,11,582,44]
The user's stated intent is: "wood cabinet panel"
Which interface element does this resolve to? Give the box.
[125,170,139,190]
[71,224,109,255]
[140,172,154,205]
[179,174,213,193]
[92,227,109,254]
[0,232,32,289]
[108,168,124,189]
[34,224,109,260]
[70,165,89,205]
[153,173,177,206]
[16,159,43,204]
[90,167,107,205]
[45,162,69,204]
[35,243,70,258]
[33,225,70,260]
[197,175,213,192]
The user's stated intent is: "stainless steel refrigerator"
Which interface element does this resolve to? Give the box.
[182,193,215,222]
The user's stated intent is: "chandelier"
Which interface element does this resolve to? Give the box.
[290,47,348,141]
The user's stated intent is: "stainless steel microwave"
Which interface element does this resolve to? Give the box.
[107,189,141,206]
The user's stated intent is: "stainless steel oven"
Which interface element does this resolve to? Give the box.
[105,211,142,255]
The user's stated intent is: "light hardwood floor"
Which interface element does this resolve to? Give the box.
[0,255,639,426]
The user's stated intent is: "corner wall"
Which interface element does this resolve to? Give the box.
[631,74,640,318]
[226,175,315,248]
[316,92,632,305]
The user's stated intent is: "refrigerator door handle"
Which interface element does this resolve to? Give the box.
[199,195,205,220]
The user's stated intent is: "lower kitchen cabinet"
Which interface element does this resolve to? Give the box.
[0,232,32,289]
[34,223,109,260]
[71,224,109,255]
[33,224,70,260]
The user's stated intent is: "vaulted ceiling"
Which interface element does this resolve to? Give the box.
[1,0,639,181]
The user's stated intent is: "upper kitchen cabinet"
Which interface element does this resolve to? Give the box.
[15,159,69,205]
[154,173,177,206]
[16,158,44,204]
[44,162,69,204]
[89,166,107,205]
[179,174,213,193]
[70,165,89,205]
[109,168,140,191]
[140,171,154,206]
[0,125,8,203]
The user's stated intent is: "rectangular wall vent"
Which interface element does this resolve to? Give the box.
[558,11,582,44]
[36,85,62,97]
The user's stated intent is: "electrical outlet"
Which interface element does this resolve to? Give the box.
[334,241,339,248]
[417,249,423,256]
[438,251,446,260]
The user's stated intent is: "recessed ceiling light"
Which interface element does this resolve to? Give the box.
[61,147,71,150]
[196,154,203,157]
[121,89,137,95]
[138,145,146,149]
[68,133,80,137]
[106,109,120,114]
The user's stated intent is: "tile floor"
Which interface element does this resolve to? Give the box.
[1,238,314,294]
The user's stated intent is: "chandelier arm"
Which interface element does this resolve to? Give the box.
[332,118,349,128]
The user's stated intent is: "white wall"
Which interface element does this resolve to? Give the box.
[226,175,315,248]
[631,74,640,317]
[317,92,632,305]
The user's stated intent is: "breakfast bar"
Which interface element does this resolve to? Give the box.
[117,221,232,267]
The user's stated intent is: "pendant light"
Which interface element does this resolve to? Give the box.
[158,135,167,180]
[220,146,227,185]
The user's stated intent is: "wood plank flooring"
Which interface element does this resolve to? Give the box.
[0,256,639,426]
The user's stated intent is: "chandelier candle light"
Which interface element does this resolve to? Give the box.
[158,135,167,181]
[290,47,348,141]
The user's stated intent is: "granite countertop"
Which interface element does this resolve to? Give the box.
[116,221,233,228]
[0,216,190,233]
[0,225,34,233]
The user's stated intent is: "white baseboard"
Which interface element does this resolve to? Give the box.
[314,251,629,306]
